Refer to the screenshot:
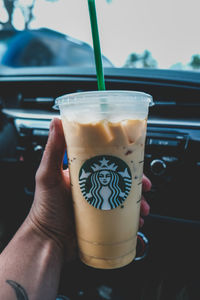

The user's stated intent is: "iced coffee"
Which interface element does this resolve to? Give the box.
[55,91,152,269]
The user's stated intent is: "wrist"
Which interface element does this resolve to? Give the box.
[0,216,64,300]
[24,206,77,263]
[21,217,65,263]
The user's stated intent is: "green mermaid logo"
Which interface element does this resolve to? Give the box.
[79,155,132,210]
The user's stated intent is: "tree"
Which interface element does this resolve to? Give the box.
[0,0,40,30]
[0,0,112,31]
[142,50,157,68]
[189,54,200,70]
[170,62,184,70]
[124,50,157,69]
[0,0,15,30]
[124,53,140,68]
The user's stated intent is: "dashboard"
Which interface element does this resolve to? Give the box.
[0,67,200,299]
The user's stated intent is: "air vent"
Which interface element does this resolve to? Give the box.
[20,96,54,110]
[151,97,200,118]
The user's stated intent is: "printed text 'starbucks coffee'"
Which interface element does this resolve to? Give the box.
[55,91,152,269]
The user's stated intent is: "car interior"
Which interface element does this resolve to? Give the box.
[0,66,199,299]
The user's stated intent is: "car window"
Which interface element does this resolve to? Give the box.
[0,0,200,71]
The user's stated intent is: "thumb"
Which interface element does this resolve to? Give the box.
[36,118,66,186]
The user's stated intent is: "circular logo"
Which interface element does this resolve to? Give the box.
[79,155,132,210]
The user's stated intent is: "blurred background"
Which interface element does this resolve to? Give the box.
[0,0,200,70]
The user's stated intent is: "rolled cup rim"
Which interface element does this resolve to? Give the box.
[53,90,154,110]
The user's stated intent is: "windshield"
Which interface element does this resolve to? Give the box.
[0,0,200,71]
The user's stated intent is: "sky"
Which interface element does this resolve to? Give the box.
[1,0,200,68]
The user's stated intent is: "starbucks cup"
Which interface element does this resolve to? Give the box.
[55,90,153,269]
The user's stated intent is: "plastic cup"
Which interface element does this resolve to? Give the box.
[55,90,153,269]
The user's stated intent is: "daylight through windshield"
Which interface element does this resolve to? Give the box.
[0,0,200,70]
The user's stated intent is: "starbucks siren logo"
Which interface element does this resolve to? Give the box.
[79,155,132,210]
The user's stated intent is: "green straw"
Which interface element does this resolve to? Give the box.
[88,0,106,90]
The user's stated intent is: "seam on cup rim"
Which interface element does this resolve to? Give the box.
[79,248,136,261]
[78,235,136,246]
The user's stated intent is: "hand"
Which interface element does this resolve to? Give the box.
[26,118,151,263]
[26,118,76,261]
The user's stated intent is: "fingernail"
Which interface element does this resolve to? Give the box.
[144,202,150,216]
[145,201,150,211]
[143,179,152,192]
[139,218,144,227]
[50,119,55,132]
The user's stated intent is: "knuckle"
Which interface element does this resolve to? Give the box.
[35,167,45,185]
[35,166,62,188]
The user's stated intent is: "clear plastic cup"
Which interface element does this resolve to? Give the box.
[55,90,153,269]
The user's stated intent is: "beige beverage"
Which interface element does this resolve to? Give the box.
[56,91,152,269]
